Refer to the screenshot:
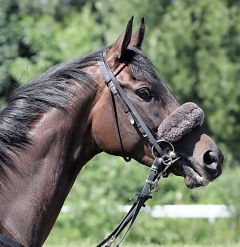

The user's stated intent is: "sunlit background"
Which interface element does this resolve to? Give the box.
[0,0,240,246]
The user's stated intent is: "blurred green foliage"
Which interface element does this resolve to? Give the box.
[46,154,240,245]
[0,0,240,245]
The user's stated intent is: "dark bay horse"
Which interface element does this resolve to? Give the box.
[0,18,223,246]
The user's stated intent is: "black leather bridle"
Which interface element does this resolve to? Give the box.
[0,49,179,247]
[96,50,179,247]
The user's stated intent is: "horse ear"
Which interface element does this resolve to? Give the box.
[108,16,134,62]
[131,17,145,49]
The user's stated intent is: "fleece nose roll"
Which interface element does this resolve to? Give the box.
[157,102,204,143]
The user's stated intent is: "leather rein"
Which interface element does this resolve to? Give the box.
[0,50,179,247]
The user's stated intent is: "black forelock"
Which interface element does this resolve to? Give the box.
[128,47,160,84]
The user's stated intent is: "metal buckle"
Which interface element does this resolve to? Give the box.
[151,140,175,158]
[151,140,180,177]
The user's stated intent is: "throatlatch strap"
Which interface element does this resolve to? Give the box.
[110,91,131,162]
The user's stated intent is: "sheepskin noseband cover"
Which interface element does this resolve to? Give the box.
[157,102,204,143]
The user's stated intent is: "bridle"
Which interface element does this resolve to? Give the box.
[100,50,166,160]
[0,49,180,247]
[96,50,180,247]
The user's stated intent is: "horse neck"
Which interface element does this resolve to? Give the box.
[0,82,99,246]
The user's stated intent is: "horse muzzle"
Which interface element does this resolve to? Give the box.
[157,102,223,188]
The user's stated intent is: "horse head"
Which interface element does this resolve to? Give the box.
[92,17,223,188]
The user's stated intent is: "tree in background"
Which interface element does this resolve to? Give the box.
[0,1,21,103]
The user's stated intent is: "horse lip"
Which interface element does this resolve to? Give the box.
[171,154,209,188]
[176,153,203,178]
[187,158,203,178]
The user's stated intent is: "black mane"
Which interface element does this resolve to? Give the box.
[0,47,157,175]
[0,49,103,174]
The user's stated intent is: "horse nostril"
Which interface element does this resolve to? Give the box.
[203,150,218,166]
[203,150,222,180]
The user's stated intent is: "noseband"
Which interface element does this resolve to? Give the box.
[96,51,179,247]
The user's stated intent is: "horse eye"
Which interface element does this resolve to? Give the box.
[136,88,153,102]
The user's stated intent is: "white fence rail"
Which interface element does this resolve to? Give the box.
[120,204,234,223]
[62,204,234,223]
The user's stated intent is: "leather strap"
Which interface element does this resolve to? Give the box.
[110,91,131,162]
[0,234,25,247]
